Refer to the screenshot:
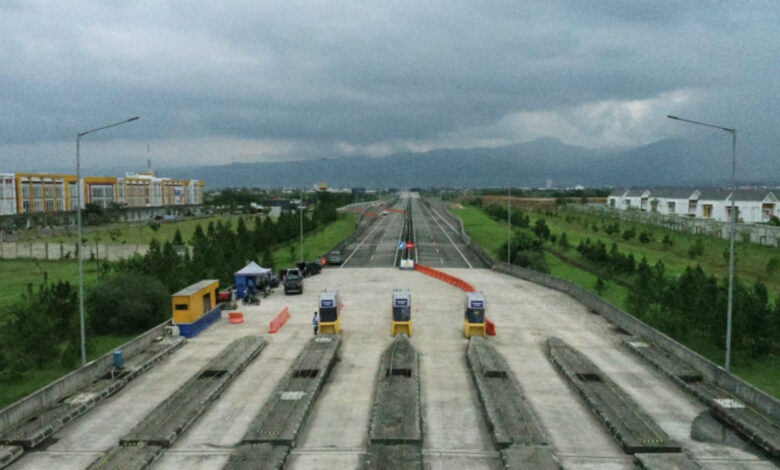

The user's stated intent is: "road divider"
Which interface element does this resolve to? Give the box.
[268,307,290,334]
[413,263,476,292]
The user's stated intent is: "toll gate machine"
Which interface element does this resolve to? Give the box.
[318,290,342,334]
[391,289,412,336]
[464,291,487,338]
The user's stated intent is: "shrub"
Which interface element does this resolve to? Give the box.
[638,232,652,244]
[688,238,705,259]
[622,227,636,240]
[87,272,170,335]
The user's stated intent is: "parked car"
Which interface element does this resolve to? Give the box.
[283,268,304,295]
[328,250,343,265]
[306,262,322,275]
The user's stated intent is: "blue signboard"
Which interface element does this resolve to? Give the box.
[470,300,484,308]
[398,241,406,250]
[321,299,334,307]
[394,299,408,307]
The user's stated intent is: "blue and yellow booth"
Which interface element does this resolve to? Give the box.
[391,289,412,336]
[463,291,486,338]
[172,279,221,338]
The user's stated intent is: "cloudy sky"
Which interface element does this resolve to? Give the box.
[1,1,778,172]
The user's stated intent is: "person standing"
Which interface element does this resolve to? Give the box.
[312,311,319,335]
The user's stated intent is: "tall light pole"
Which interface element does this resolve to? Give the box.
[667,114,737,372]
[507,187,511,265]
[76,116,139,366]
[299,189,304,262]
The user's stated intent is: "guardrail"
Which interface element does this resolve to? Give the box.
[0,320,174,434]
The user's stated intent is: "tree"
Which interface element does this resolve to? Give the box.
[688,238,705,259]
[173,228,184,246]
[558,232,570,251]
[595,277,606,295]
[766,256,779,278]
[261,248,275,270]
[662,234,674,249]
[533,219,551,240]
[87,272,170,334]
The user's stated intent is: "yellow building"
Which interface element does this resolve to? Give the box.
[82,176,118,209]
[14,173,77,214]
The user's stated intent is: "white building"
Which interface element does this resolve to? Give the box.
[607,187,778,224]
[0,173,17,216]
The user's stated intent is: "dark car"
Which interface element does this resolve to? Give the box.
[283,268,304,295]
[328,250,343,265]
[306,262,322,276]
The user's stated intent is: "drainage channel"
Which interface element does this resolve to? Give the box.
[623,338,780,460]
[0,335,185,469]
[467,337,561,470]
[87,336,266,470]
[225,335,341,470]
[547,337,703,469]
[362,334,422,470]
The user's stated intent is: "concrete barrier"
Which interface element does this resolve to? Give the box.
[268,307,290,333]
[0,320,173,434]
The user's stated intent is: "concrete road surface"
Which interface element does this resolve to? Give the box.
[9,268,775,469]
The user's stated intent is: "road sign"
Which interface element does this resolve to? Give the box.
[398,241,406,250]
[406,242,414,249]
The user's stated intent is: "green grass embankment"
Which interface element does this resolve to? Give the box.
[14,214,247,246]
[272,213,357,268]
[452,204,779,399]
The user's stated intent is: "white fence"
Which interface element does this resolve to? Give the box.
[570,205,780,247]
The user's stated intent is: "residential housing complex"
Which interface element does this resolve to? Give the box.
[607,188,779,224]
[0,171,203,216]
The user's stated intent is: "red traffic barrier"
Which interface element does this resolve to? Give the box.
[228,312,244,324]
[413,263,476,292]
[485,318,496,336]
[269,307,290,333]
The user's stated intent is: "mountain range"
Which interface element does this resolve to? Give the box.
[159,137,777,189]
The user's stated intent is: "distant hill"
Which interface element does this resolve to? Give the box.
[161,137,777,189]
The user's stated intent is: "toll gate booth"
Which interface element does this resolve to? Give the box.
[391,289,412,336]
[172,279,221,338]
[318,290,342,334]
[464,291,486,338]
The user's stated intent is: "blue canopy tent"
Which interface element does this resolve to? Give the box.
[234,262,272,298]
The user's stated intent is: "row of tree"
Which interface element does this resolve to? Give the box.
[0,193,352,382]
[471,200,779,362]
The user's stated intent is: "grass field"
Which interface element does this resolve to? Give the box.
[272,213,357,268]
[0,259,101,313]
[13,214,248,246]
[453,204,779,398]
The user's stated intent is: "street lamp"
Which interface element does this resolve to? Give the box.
[667,114,737,372]
[76,116,139,366]
[299,189,304,262]
[507,187,511,265]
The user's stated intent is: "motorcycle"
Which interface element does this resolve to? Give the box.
[243,293,261,306]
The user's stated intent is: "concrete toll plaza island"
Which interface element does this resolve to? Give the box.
[1,193,777,469]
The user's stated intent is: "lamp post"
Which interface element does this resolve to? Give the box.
[300,189,304,262]
[76,116,139,366]
[667,114,737,372]
[507,187,511,265]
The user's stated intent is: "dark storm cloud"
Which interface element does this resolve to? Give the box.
[0,0,778,168]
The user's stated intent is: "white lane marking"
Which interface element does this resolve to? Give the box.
[341,210,390,268]
[393,198,408,267]
[429,206,459,233]
[423,202,473,268]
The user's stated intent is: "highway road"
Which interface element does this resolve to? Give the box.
[4,196,777,470]
[340,193,488,269]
